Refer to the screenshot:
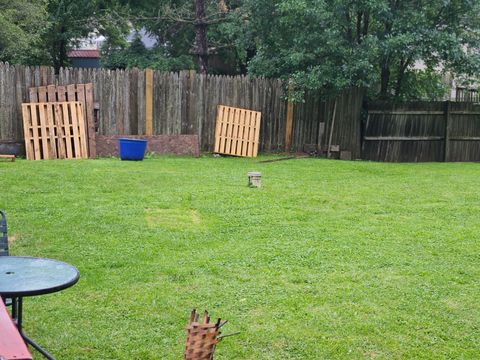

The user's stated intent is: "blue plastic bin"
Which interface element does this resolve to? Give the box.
[118,138,148,161]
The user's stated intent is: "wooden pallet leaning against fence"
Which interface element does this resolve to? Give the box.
[214,105,261,157]
[29,83,96,158]
[21,102,88,160]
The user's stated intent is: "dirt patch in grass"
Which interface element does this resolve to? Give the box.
[8,234,20,243]
[145,208,203,231]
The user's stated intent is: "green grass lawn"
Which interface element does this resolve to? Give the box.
[1,156,479,359]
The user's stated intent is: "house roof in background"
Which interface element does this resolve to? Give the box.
[67,50,100,58]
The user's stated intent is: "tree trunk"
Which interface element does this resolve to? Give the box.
[379,18,393,99]
[380,60,390,99]
[53,30,67,74]
[394,57,411,98]
[194,0,208,74]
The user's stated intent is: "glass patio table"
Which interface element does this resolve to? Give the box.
[0,256,80,360]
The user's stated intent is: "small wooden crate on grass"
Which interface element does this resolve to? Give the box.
[214,105,261,157]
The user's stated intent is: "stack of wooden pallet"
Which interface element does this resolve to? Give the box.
[21,84,96,160]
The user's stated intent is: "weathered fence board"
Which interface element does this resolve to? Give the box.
[292,87,365,158]
[363,101,480,162]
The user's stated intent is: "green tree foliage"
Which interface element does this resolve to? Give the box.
[44,0,129,71]
[0,0,48,64]
[103,0,250,74]
[101,35,195,70]
[247,0,480,100]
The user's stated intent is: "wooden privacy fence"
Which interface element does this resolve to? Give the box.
[363,101,480,162]
[0,63,287,152]
[292,87,365,159]
[4,62,480,162]
[0,62,364,156]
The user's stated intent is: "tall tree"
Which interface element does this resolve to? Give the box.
[0,0,48,64]
[121,0,247,74]
[44,0,128,71]
[194,0,208,73]
[247,0,480,100]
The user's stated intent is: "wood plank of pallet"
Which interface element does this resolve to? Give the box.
[76,102,88,158]
[225,106,235,154]
[54,103,66,159]
[85,83,96,158]
[238,108,247,156]
[47,85,56,102]
[31,105,41,160]
[75,84,88,158]
[21,105,34,160]
[38,104,50,159]
[70,102,82,158]
[66,84,76,102]
[214,105,224,153]
[38,87,47,102]
[57,86,66,101]
[29,88,38,102]
[230,109,237,155]
[0,155,15,162]
[61,102,73,159]
[247,110,255,157]
[228,107,235,155]
[246,110,253,157]
[218,106,229,153]
[252,111,261,157]
[246,110,253,156]
[232,108,241,155]
[45,102,58,159]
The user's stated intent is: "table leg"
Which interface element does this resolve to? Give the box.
[11,296,19,328]
[10,297,56,360]
[22,333,55,360]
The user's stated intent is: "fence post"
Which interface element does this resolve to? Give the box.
[285,80,294,152]
[444,100,451,162]
[327,99,337,158]
[145,68,153,136]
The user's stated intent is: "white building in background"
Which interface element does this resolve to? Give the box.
[413,57,479,102]
[67,28,158,68]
